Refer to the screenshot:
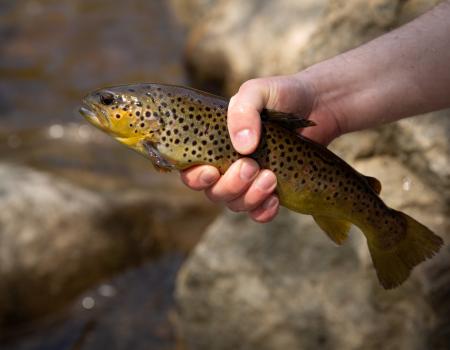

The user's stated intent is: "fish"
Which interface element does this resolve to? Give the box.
[80,83,444,289]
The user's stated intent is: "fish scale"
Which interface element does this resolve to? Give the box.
[80,83,443,289]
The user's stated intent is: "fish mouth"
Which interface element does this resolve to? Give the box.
[79,102,109,131]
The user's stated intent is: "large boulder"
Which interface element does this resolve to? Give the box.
[176,154,449,350]
[0,161,218,330]
[173,1,449,348]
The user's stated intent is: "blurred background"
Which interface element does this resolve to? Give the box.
[0,0,449,350]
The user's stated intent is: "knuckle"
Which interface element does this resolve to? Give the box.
[204,189,220,203]
[223,189,243,202]
[227,203,242,213]
[240,78,260,92]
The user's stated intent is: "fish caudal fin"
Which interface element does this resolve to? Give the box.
[313,215,352,245]
[367,211,444,289]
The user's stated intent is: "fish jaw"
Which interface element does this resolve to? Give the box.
[79,106,101,127]
[79,103,111,133]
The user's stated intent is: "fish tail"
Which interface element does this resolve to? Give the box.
[366,211,443,289]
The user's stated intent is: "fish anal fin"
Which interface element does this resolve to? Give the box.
[313,215,351,245]
[261,109,316,129]
[365,176,382,195]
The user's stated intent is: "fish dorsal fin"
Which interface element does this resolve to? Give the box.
[364,176,382,195]
[261,109,316,129]
[313,215,352,245]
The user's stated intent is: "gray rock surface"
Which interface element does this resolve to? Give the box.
[173,2,449,348]
[176,0,442,94]
[0,162,218,329]
[382,110,450,199]
[176,155,448,350]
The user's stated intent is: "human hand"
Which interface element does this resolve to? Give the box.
[181,74,343,222]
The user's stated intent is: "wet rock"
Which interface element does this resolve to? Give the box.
[176,155,448,350]
[0,162,218,330]
[1,255,183,350]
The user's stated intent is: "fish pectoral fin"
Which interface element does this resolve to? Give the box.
[143,141,175,172]
[261,109,316,129]
[313,215,352,245]
[364,175,382,195]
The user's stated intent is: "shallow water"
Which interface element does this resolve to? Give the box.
[0,0,186,132]
[0,0,203,348]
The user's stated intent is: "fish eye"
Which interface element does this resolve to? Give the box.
[99,92,115,106]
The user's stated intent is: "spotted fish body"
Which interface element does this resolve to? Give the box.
[80,83,443,289]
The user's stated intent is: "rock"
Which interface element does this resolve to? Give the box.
[169,0,218,26]
[0,162,218,330]
[174,0,449,187]
[328,130,380,161]
[173,1,450,348]
[379,110,450,199]
[176,155,448,350]
[177,0,442,95]
[174,2,449,348]
[180,0,328,94]
[1,255,184,350]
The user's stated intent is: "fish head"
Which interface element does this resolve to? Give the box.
[80,85,161,153]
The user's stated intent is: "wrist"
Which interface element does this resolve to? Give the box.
[294,58,358,139]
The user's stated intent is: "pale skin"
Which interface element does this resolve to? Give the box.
[181,1,450,223]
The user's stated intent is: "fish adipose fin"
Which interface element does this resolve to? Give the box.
[261,109,316,129]
[364,175,382,194]
[367,211,444,289]
[313,215,352,245]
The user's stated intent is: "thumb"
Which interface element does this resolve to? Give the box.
[227,80,269,154]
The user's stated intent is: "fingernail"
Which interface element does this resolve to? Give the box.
[263,196,278,210]
[234,129,255,151]
[255,171,276,191]
[200,169,217,186]
[240,160,258,181]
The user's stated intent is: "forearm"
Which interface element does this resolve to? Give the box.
[299,1,450,134]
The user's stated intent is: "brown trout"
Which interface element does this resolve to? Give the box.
[80,83,443,289]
